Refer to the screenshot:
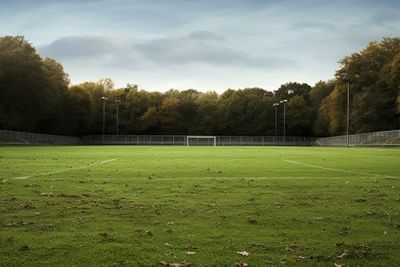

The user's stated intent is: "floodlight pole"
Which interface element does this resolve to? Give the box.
[101,96,108,142]
[341,77,350,146]
[115,100,121,137]
[273,103,279,137]
[280,99,288,142]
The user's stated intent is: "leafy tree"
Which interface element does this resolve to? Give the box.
[335,38,400,134]
[140,107,161,134]
[159,96,186,134]
[309,80,335,136]
[38,58,71,134]
[286,95,312,136]
[1,35,400,138]
[194,92,219,135]
[68,85,94,135]
[274,82,312,102]
[0,36,46,131]
[326,85,347,135]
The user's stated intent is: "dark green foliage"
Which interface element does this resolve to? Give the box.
[1,35,400,136]
[0,36,48,131]
[326,38,400,135]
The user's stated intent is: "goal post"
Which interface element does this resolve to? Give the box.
[186,136,217,146]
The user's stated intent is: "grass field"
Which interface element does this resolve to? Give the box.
[0,146,400,266]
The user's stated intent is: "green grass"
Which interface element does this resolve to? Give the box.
[0,146,399,266]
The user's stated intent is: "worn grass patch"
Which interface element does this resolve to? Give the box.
[0,146,400,266]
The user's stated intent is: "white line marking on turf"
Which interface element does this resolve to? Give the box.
[13,158,118,180]
[99,159,118,164]
[284,159,397,179]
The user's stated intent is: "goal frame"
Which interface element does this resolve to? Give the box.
[186,136,217,146]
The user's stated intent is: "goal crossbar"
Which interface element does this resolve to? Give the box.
[186,136,217,146]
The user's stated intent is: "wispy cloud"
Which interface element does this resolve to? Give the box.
[2,0,400,91]
[39,32,294,69]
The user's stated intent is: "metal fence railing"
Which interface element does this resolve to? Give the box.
[315,129,400,146]
[2,129,399,146]
[218,136,316,146]
[0,130,81,145]
[82,135,187,145]
[81,135,316,146]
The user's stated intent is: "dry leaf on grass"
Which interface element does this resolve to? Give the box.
[297,255,307,261]
[237,251,250,257]
[336,252,347,259]
[286,244,300,252]
[40,192,54,197]
[185,251,196,255]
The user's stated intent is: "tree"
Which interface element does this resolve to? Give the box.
[274,82,312,102]
[68,85,94,135]
[2,35,400,138]
[140,107,161,134]
[195,92,219,135]
[124,85,163,134]
[159,96,186,134]
[335,38,400,133]
[38,58,71,134]
[286,95,312,136]
[0,36,45,131]
[322,84,347,136]
[309,80,335,136]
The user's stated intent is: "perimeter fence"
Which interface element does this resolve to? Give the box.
[0,130,81,145]
[316,129,400,146]
[82,135,316,146]
[2,129,400,146]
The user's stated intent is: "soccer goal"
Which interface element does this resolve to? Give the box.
[186,136,217,146]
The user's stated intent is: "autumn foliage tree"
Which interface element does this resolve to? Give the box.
[1,35,399,137]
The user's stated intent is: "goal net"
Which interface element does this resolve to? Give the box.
[186,136,217,146]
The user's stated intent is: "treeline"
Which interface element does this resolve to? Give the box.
[0,36,399,137]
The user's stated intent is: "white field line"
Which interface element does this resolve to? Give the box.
[284,159,397,179]
[13,158,117,180]
[106,176,351,181]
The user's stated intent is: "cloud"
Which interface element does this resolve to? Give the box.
[16,0,400,91]
[39,36,117,58]
[39,31,293,70]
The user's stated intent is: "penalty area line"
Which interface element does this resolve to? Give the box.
[284,159,396,179]
[13,158,118,180]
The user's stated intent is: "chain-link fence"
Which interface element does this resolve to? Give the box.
[315,129,400,146]
[0,130,81,145]
[82,135,186,145]
[217,136,315,146]
[82,135,316,146]
[2,129,399,146]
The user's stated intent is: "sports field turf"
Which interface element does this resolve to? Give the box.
[0,146,399,266]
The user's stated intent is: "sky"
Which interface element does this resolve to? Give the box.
[1,0,400,92]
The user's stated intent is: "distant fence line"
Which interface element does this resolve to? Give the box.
[0,130,80,145]
[1,129,400,146]
[82,135,316,146]
[316,129,400,146]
